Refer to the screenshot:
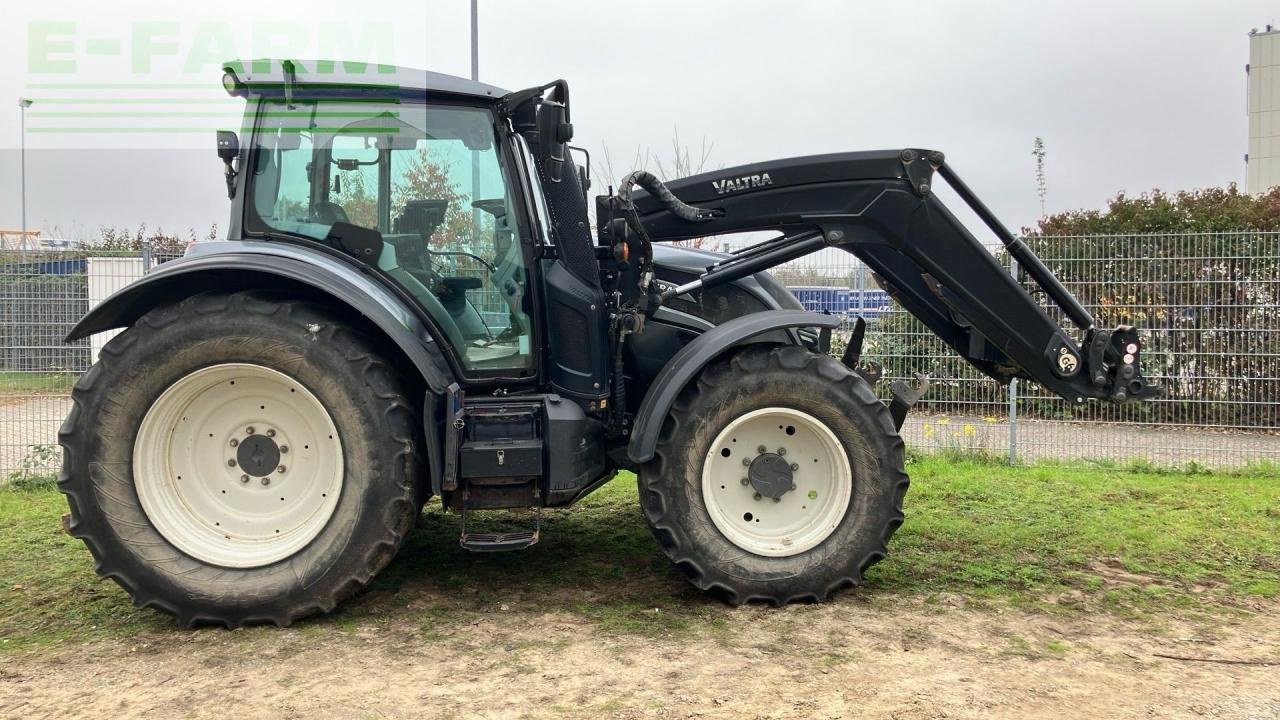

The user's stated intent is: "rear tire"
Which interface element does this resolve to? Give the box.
[638,344,908,605]
[58,291,421,627]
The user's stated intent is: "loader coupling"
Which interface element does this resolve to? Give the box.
[1086,325,1161,402]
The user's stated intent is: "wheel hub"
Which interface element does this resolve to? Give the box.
[747,453,793,499]
[236,434,281,477]
[700,407,853,557]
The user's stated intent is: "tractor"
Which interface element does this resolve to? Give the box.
[58,60,1159,626]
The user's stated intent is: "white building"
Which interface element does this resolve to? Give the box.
[1247,27,1280,193]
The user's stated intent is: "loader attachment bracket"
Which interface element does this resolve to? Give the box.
[889,374,930,431]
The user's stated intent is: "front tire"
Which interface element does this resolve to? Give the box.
[58,291,421,627]
[638,345,909,605]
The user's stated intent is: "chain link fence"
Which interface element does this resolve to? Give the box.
[2,231,1277,483]
[766,231,1280,469]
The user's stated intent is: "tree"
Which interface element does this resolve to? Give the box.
[89,224,215,255]
[1032,137,1047,217]
[330,148,478,252]
[595,128,721,250]
[1026,183,1280,236]
[394,149,475,249]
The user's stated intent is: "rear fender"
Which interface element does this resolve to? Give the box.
[66,241,455,394]
[626,310,841,464]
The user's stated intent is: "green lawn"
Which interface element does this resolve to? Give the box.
[1,457,1277,652]
[0,371,77,395]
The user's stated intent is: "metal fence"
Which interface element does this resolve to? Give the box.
[766,231,1280,469]
[1,231,1277,483]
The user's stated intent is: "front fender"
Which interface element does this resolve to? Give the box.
[67,242,454,394]
[626,310,841,464]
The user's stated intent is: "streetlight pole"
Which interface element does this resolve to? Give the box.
[469,0,481,248]
[17,98,33,248]
[470,0,479,81]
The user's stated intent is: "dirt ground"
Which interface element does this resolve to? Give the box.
[2,597,1277,720]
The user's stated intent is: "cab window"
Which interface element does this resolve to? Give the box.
[250,101,532,373]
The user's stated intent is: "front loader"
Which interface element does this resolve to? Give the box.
[57,60,1159,626]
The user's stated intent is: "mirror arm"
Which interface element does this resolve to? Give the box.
[223,160,238,200]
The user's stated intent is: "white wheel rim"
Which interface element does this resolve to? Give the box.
[133,363,344,569]
[701,407,852,557]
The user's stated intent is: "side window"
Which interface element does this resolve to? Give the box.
[255,129,316,235]
[250,102,534,374]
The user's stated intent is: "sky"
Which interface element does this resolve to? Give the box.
[0,0,1270,241]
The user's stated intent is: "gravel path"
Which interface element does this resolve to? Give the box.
[900,413,1280,467]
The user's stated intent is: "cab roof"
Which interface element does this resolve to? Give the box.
[221,59,509,100]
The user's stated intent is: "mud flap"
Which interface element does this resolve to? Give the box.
[888,373,930,431]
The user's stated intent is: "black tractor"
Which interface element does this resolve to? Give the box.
[58,60,1158,626]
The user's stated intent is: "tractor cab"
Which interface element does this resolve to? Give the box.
[220,60,545,378]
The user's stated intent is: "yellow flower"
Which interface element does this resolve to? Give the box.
[983,416,997,424]
[963,424,976,437]
[937,417,950,426]
[922,423,935,439]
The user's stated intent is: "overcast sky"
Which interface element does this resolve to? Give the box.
[0,0,1270,240]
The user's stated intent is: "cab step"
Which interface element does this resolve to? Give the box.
[458,507,541,552]
[459,529,540,552]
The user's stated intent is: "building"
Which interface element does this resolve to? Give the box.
[1247,27,1280,193]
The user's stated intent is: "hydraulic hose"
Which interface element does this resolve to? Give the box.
[617,170,718,223]
[615,171,719,312]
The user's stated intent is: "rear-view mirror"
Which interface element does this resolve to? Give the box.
[216,130,239,164]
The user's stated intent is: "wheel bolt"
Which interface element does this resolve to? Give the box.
[742,458,752,467]
[266,429,276,438]
[790,463,799,471]
[777,447,787,456]
[240,474,250,483]
[261,477,271,486]
[229,438,239,447]
[790,483,797,491]
[753,492,762,501]
[246,426,255,435]
[773,497,781,503]
[227,459,237,467]
[277,465,287,473]
[740,478,750,486]
[279,445,289,454]
[757,445,767,454]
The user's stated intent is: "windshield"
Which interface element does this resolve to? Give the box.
[248,100,533,374]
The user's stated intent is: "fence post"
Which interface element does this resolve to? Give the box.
[854,261,866,314]
[1007,253,1018,464]
[141,241,153,274]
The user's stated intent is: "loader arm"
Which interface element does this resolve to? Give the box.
[599,149,1160,405]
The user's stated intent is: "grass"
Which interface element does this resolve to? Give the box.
[0,457,1276,653]
[0,371,77,395]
